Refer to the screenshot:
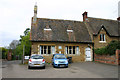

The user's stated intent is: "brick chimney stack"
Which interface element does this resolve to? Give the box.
[33,3,37,24]
[117,17,120,21]
[82,11,88,22]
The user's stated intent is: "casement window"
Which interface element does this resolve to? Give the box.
[65,46,80,54]
[40,46,55,55]
[100,34,105,41]
[51,46,55,54]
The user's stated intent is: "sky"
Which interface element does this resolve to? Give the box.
[0,0,120,47]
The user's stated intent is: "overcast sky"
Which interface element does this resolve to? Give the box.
[0,0,119,47]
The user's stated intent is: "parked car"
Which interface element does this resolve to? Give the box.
[28,54,45,69]
[52,54,68,68]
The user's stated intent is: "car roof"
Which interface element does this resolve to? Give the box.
[31,54,42,56]
[53,54,65,56]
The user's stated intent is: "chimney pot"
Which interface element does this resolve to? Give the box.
[82,11,88,22]
[117,17,120,21]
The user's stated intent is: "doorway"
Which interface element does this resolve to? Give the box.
[85,47,92,61]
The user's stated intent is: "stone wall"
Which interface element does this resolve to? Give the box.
[93,28,118,49]
[31,41,93,63]
[94,49,120,65]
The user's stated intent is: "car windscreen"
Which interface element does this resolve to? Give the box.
[54,55,66,59]
[31,55,43,59]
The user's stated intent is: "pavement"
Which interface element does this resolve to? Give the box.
[2,60,118,78]
[118,65,120,80]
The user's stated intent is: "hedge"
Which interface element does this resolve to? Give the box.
[94,40,120,55]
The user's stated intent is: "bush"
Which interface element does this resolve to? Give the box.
[94,40,120,55]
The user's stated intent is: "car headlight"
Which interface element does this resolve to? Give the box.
[55,60,58,64]
[65,60,68,63]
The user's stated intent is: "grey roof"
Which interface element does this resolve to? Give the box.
[86,17,119,36]
[31,17,119,43]
[31,18,92,43]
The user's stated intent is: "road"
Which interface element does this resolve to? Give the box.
[0,59,2,79]
[2,60,118,78]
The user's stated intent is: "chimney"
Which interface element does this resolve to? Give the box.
[117,17,120,21]
[33,3,37,24]
[82,11,88,22]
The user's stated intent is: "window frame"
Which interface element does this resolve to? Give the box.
[100,34,106,41]
[65,46,80,55]
[99,34,106,43]
[39,45,55,55]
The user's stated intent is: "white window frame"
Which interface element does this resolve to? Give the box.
[76,46,80,54]
[51,46,55,54]
[65,46,80,55]
[99,34,106,43]
[39,45,55,55]
[67,29,73,32]
[44,28,52,31]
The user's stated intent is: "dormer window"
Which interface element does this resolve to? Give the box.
[67,25,73,32]
[44,28,52,31]
[67,29,73,32]
[67,25,76,41]
[99,34,106,43]
[44,25,52,40]
[44,25,52,31]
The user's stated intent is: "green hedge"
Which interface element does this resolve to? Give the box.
[94,40,120,55]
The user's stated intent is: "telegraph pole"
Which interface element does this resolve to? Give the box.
[22,45,25,64]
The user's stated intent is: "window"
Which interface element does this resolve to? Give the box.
[65,46,80,54]
[67,29,73,32]
[76,46,79,54]
[73,46,75,54]
[67,25,73,32]
[44,28,52,31]
[48,46,51,54]
[40,45,55,55]
[100,34,105,41]
[69,46,72,54]
[51,46,55,54]
[44,25,52,31]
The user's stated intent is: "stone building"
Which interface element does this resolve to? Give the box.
[30,4,119,63]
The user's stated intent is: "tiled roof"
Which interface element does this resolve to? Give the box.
[86,17,119,36]
[31,18,92,43]
[31,17,119,43]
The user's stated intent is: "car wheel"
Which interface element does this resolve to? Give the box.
[28,66,31,69]
[53,64,56,68]
[53,63,55,68]
[65,66,68,68]
[43,66,45,69]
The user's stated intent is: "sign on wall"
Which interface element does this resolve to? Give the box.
[24,56,29,59]
[58,46,62,49]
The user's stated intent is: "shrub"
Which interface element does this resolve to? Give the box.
[94,40,120,55]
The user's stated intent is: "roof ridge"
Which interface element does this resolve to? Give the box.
[88,17,117,21]
[37,17,83,22]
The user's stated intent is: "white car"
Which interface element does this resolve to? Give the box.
[28,54,45,69]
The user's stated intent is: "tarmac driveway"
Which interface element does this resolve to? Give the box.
[2,60,118,78]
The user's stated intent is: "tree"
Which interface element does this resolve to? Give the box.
[16,28,31,56]
[9,40,20,49]
[1,47,8,59]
